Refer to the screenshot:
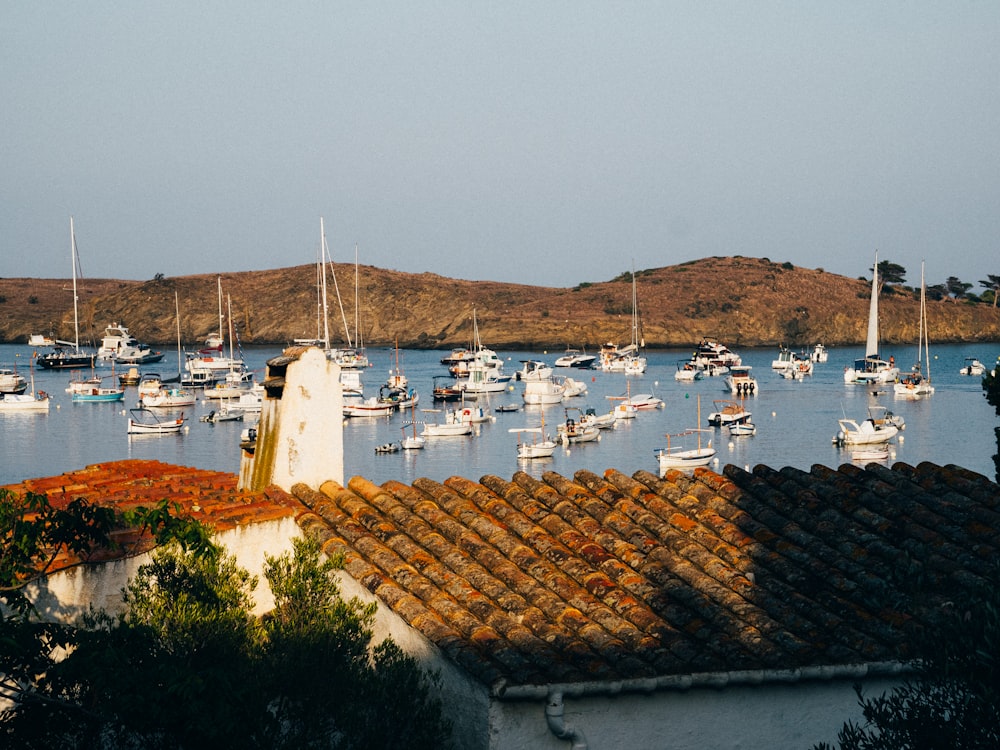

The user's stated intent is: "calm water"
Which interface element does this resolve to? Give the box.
[2,342,998,488]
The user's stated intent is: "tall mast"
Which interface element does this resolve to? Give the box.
[217,276,224,346]
[324,224,352,348]
[175,290,182,378]
[921,261,931,382]
[318,218,330,348]
[70,216,80,351]
[865,251,880,359]
[354,244,363,353]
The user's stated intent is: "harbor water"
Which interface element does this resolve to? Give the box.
[1,342,998,488]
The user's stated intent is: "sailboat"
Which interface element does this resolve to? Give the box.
[328,242,369,370]
[654,395,715,473]
[894,261,934,397]
[600,264,647,373]
[184,277,246,377]
[35,218,96,370]
[843,251,899,385]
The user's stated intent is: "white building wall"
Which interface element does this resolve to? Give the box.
[490,677,901,750]
[25,517,301,620]
[333,568,493,750]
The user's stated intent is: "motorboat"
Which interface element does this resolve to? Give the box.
[707,400,751,427]
[811,344,829,363]
[374,442,401,454]
[71,385,125,403]
[581,406,617,430]
[522,378,566,405]
[959,358,986,376]
[118,366,141,387]
[833,405,901,446]
[457,404,494,424]
[0,375,50,411]
[554,348,596,369]
[127,407,186,435]
[628,392,665,410]
[674,360,703,382]
[97,322,163,364]
[724,366,758,396]
[844,252,899,385]
[137,373,164,400]
[693,336,742,369]
[141,387,196,408]
[421,408,473,436]
[727,421,756,437]
[559,376,588,398]
[515,360,553,381]
[771,347,795,371]
[0,367,28,394]
[343,396,396,418]
[432,375,463,401]
[557,409,601,445]
[199,406,244,423]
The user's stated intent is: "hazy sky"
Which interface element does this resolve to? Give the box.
[3,3,998,290]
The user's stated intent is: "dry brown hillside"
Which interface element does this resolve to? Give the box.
[2,256,998,349]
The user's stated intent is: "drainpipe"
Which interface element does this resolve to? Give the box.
[546,691,588,750]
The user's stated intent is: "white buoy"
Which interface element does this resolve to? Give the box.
[771,411,776,417]
[728,441,735,450]
[898,435,904,443]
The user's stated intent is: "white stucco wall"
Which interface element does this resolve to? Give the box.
[490,676,901,750]
[25,517,302,620]
[260,348,344,491]
[332,567,493,749]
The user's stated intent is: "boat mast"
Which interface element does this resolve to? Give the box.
[175,290,182,378]
[920,261,931,383]
[216,276,224,347]
[866,251,880,360]
[354,244,363,353]
[319,218,330,349]
[70,216,81,352]
[323,224,352,348]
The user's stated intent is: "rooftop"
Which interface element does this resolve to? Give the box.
[6,459,999,691]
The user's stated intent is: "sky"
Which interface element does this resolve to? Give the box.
[2,3,998,290]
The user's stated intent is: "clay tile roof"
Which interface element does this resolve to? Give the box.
[3,460,300,571]
[291,461,1000,690]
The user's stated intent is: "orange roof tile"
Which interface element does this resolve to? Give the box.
[290,461,1000,690]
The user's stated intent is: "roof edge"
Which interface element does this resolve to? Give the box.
[491,660,912,701]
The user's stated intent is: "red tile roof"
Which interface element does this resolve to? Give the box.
[7,459,999,693]
[3,460,299,569]
[291,461,1000,690]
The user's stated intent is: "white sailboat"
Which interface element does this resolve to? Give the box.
[600,264,647,373]
[844,251,899,385]
[35,218,95,370]
[894,261,934,397]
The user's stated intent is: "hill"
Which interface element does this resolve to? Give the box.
[2,256,998,349]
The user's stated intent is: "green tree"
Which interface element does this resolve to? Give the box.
[0,534,451,749]
[945,276,973,300]
[873,260,906,288]
[812,575,1000,749]
[979,274,1000,308]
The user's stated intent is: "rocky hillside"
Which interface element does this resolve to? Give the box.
[2,256,998,349]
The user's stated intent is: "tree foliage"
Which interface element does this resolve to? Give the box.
[0,529,452,749]
[945,276,973,299]
[812,573,1000,750]
[979,274,1000,307]
[874,260,906,287]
